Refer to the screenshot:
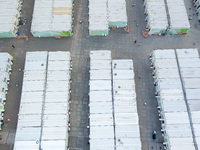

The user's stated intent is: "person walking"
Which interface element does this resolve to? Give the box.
[12,45,15,49]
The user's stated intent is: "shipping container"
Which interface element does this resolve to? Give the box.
[31,0,74,37]
[14,51,71,150]
[112,59,141,150]
[0,0,23,38]
[108,0,127,28]
[176,48,200,150]
[150,49,195,150]
[89,50,115,150]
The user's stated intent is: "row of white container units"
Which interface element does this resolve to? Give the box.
[89,50,141,150]
[89,51,115,150]
[0,0,23,38]
[176,49,200,150]
[144,0,190,35]
[89,0,127,36]
[150,49,200,150]
[14,51,72,150]
[193,0,200,22]
[31,0,74,37]
[0,53,13,130]
[112,59,141,150]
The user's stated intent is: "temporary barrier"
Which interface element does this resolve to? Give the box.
[14,51,71,150]
[0,53,13,130]
[31,0,74,37]
[0,0,23,38]
[150,50,195,150]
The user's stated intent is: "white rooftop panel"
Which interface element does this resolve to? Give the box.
[26,51,48,61]
[90,80,112,91]
[14,141,40,150]
[41,140,66,150]
[115,113,138,125]
[47,61,71,71]
[17,115,41,127]
[15,127,41,141]
[48,51,71,61]
[20,92,44,103]
[112,60,134,70]
[90,126,114,139]
[113,70,134,80]
[185,89,200,100]
[90,51,111,60]
[43,115,68,127]
[176,49,199,58]
[116,138,141,150]
[24,61,47,71]
[151,50,175,59]
[90,70,111,80]
[42,127,68,140]
[89,91,112,102]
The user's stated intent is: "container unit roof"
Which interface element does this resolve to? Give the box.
[144,0,168,33]
[0,53,13,73]
[14,51,48,150]
[176,48,200,150]
[112,59,141,150]
[0,0,18,36]
[89,50,114,150]
[108,0,127,27]
[151,49,195,150]
[89,0,109,35]
[166,0,190,30]
[31,0,73,37]
[41,51,71,150]
[0,53,13,63]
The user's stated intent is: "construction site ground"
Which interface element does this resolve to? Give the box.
[0,0,200,150]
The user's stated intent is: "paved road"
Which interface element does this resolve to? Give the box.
[0,0,200,150]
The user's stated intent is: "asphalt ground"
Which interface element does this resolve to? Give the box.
[0,0,200,150]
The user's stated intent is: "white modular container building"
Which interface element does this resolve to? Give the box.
[89,0,128,36]
[112,59,141,150]
[14,51,48,150]
[0,0,23,38]
[144,0,190,35]
[14,51,71,150]
[108,0,127,28]
[166,0,190,34]
[0,53,13,130]
[31,0,74,37]
[150,50,195,150]
[144,0,168,35]
[176,49,200,149]
[89,0,109,36]
[89,50,115,150]
[41,51,71,150]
